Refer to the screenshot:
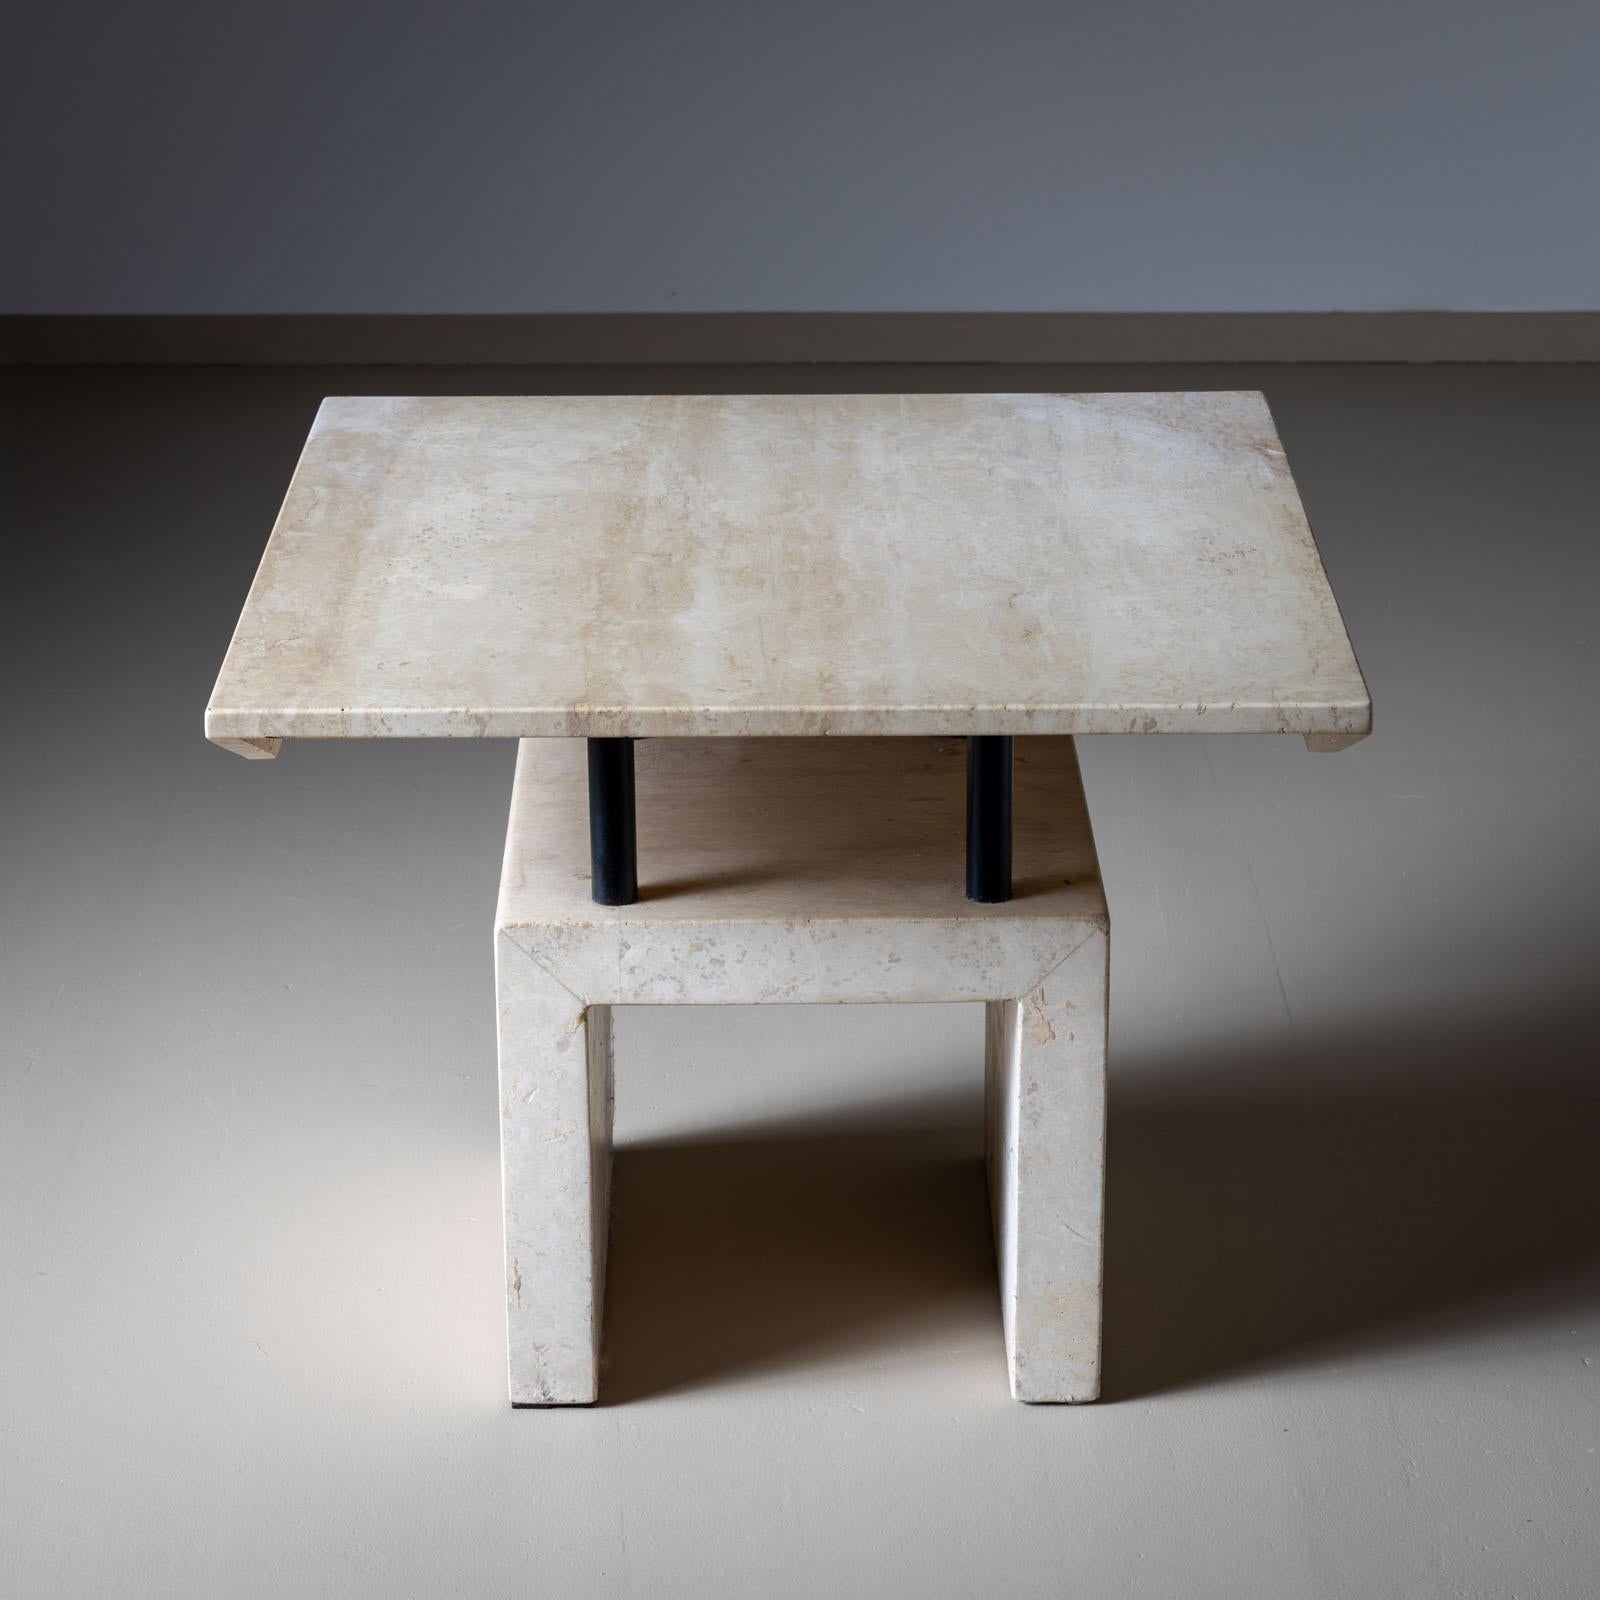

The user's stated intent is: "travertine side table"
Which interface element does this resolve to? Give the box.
[206,391,1370,1403]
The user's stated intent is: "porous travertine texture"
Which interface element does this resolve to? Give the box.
[495,736,1109,1403]
[206,392,1370,751]
[985,940,1109,1402]
[495,949,613,1406]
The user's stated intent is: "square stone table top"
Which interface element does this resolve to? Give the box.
[205,392,1370,757]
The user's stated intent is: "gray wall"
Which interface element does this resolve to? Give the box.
[5,0,1598,315]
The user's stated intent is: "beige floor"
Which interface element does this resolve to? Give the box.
[3,363,1597,1598]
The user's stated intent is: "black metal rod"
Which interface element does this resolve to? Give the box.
[587,737,638,906]
[966,735,1013,903]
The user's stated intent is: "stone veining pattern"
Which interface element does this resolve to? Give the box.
[206,391,1371,748]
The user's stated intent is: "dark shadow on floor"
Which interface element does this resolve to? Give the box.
[599,1008,1600,1403]
[600,1090,997,1402]
[1103,1006,1600,1399]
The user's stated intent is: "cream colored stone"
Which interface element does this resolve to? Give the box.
[496,944,613,1406]
[207,735,282,759]
[206,392,1370,752]
[495,735,1109,1404]
[985,945,1108,1402]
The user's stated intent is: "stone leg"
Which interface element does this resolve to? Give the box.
[984,930,1109,1401]
[495,935,615,1404]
